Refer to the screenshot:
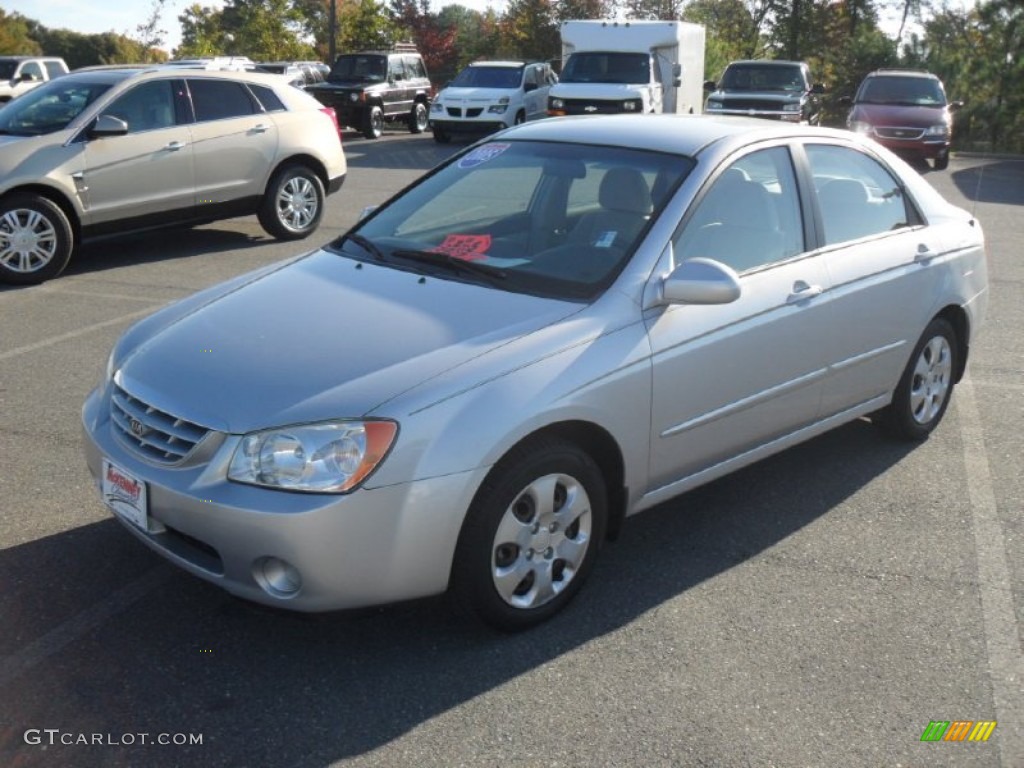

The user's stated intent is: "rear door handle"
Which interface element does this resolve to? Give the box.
[251,124,269,134]
[165,141,187,152]
[915,244,936,263]
[787,280,823,304]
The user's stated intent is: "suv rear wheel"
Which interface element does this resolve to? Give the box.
[0,193,74,284]
[257,164,325,240]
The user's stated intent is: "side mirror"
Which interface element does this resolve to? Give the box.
[672,63,682,78]
[702,80,717,92]
[89,114,129,138]
[18,72,40,83]
[659,258,741,306]
[950,100,964,111]
[524,82,537,92]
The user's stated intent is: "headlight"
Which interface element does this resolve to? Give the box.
[924,123,950,137]
[782,102,801,112]
[348,92,360,103]
[622,100,641,112]
[487,104,509,114]
[431,101,443,112]
[849,120,873,135]
[228,420,398,493]
[549,97,564,110]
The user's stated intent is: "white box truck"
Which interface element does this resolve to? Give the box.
[547,20,705,117]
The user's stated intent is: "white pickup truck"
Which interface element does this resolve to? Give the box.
[0,56,69,102]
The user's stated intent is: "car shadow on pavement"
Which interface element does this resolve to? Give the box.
[342,133,463,171]
[0,418,919,767]
[951,157,1024,206]
[63,226,278,279]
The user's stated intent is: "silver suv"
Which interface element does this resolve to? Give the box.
[0,56,69,102]
[0,66,347,284]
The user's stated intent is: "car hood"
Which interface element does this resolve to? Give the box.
[438,86,517,102]
[851,103,948,127]
[115,250,582,434]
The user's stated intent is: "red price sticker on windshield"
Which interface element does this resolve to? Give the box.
[430,234,492,261]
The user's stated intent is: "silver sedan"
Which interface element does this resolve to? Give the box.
[81,115,989,630]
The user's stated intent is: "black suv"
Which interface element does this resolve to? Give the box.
[306,47,432,139]
[703,60,824,125]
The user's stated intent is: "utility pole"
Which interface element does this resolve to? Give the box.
[329,0,337,64]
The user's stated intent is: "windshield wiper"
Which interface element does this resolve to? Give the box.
[340,232,385,260]
[391,249,507,283]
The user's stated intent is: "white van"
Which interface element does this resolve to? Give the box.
[430,60,557,143]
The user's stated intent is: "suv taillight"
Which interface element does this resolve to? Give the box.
[320,106,342,141]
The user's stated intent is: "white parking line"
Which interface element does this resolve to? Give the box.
[0,308,159,362]
[0,567,171,687]
[956,375,1023,765]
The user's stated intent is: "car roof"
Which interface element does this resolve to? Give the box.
[468,60,529,68]
[62,66,297,87]
[867,69,939,80]
[499,113,853,158]
[727,60,806,67]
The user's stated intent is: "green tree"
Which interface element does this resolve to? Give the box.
[0,10,42,54]
[501,0,559,61]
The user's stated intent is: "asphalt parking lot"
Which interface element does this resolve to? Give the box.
[1,132,1021,767]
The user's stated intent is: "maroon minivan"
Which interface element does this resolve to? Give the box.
[845,69,961,170]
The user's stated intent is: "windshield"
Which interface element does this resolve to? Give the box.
[560,52,651,85]
[449,65,524,89]
[857,76,946,106]
[0,78,112,136]
[330,140,694,301]
[329,55,386,82]
[720,64,806,92]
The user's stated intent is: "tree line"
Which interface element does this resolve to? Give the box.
[0,0,1020,152]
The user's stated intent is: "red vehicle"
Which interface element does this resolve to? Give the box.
[845,69,962,170]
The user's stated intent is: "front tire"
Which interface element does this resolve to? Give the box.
[432,126,450,144]
[409,102,428,133]
[0,193,74,285]
[877,317,958,440]
[933,152,950,171]
[257,164,325,241]
[451,438,607,631]
[362,106,384,139]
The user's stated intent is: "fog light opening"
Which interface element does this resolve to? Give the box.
[254,556,303,598]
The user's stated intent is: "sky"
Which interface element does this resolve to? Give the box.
[6,0,978,55]
[4,0,506,53]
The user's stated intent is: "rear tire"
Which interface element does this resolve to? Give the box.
[877,317,958,440]
[451,438,606,631]
[257,164,325,240]
[0,193,74,285]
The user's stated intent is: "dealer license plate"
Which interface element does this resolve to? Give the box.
[101,459,149,532]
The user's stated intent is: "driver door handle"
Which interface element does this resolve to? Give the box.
[787,280,823,304]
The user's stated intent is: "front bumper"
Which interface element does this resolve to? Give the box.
[870,135,949,160]
[81,385,487,612]
[706,108,803,122]
[430,118,508,134]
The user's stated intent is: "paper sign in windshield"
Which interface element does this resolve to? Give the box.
[457,143,510,169]
[431,234,492,261]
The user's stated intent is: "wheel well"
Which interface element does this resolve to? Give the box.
[267,156,327,196]
[0,184,81,245]
[496,421,627,542]
[936,304,970,381]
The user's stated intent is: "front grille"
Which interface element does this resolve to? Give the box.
[722,99,779,112]
[446,107,463,117]
[876,126,924,140]
[111,385,208,464]
[564,100,626,115]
